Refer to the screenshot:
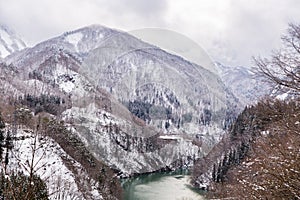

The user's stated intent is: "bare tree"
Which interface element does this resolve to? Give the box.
[254,23,300,95]
[0,116,49,200]
[207,99,300,199]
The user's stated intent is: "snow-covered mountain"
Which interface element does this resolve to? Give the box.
[4,25,117,71]
[216,62,270,105]
[0,24,26,58]
[0,24,244,199]
[82,29,241,135]
[3,24,224,176]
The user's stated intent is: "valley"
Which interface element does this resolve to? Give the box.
[0,24,234,199]
[0,20,298,200]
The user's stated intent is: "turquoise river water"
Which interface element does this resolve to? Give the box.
[122,170,206,200]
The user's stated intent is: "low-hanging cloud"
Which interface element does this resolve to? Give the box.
[0,0,168,44]
[0,0,300,66]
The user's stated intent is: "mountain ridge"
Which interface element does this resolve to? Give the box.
[0,24,26,58]
[0,23,253,199]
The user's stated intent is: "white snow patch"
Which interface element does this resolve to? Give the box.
[59,80,75,93]
[54,64,71,77]
[0,28,13,47]
[0,43,10,57]
[51,64,77,93]
[63,103,124,128]
[6,133,82,199]
[244,162,254,167]
[65,32,83,52]
[276,92,288,100]
[159,135,182,140]
[261,130,269,136]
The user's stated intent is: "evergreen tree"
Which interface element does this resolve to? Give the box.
[0,113,5,161]
[221,153,229,182]
[228,150,234,166]
[238,141,249,161]
[212,164,216,182]
[216,161,222,183]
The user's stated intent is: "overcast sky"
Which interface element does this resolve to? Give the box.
[1,0,300,66]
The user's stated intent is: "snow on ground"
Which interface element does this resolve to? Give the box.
[59,80,75,93]
[63,103,124,129]
[0,27,25,57]
[53,64,72,77]
[0,42,10,57]
[276,92,288,100]
[51,64,77,93]
[51,63,94,95]
[0,28,13,47]
[64,104,204,176]
[65,32,83,52]
[158,135,182,140]
[23,79,53,94]
[261,130,270,136]
[2,128,102,200]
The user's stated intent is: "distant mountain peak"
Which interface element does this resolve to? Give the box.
[0,24,26,58]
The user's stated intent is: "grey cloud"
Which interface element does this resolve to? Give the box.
[0,0,169,45]
[107,0,167,17]
[1,0,300,67]
[207,0,300,66]
[97,0,169,29]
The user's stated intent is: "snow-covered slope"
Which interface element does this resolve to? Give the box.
[0,62,23,98]
[3,127,102,200]
[1,24,240,178]
[216,62,270,105]
[0,24,26,58]
[4,24,116,68]
[82,30,237,137]
[62,102,212,176]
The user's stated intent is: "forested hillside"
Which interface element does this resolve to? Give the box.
[0,98,122,200]
[192,23,300,200]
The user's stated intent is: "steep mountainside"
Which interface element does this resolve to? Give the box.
[0,24,26,58]
[4,24,117,68]
[2,24,234,178]
[82,31,240,136]
[192,99,300,199]
[216,62,270,105]
[192,99,298,188]
[0,106,122,200]
[5,128,104,199]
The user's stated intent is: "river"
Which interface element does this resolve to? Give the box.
[122,170,206,200]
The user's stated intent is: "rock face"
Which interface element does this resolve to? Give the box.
[0,24,26,58]
[2,25,239,176]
